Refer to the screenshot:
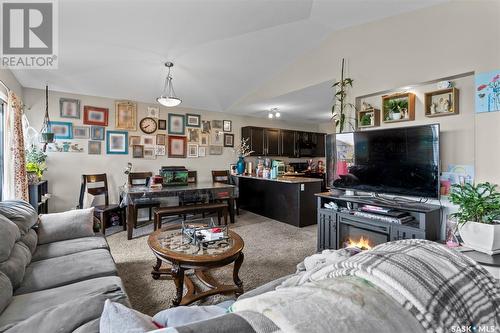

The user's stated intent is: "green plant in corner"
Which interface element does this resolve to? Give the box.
[449,182,500,225]
[331,58,355,133]
[25,146,47,179]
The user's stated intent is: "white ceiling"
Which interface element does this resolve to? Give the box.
[12,0,447,122]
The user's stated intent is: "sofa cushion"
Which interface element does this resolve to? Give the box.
[0,276,127,328]
[19,229,37,255]
[99,300,157,333]
[15,249,117,295]
[0,215,20,262]
[0,243,31,289]
[32,236,108,262]
[0,272,13,314]
[37,208,95,245]
[0,200,37,236]
[0,285,127,333]
[72,318,100,333]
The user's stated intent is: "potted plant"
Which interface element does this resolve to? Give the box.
[449,182,500,254]
[233,138,254,175]
[331,58,355,133]
[25,146,47,184]
[384,99,408,120]
[360,113,373,126]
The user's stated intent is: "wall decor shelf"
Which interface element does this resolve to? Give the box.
[382,92,415,123]
[357,108,380,128]
[424,87,459,117]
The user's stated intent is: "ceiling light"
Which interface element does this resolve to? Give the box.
[275,112,281,118]
[268,107,280,119]
[157,62,181,107]
[268,113,274,119]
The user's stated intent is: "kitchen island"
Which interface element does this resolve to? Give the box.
[233,175,322,227]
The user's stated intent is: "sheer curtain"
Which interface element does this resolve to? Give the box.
[2,89,28,201]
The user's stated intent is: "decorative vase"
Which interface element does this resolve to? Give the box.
[459,221,500,255]
[27,172,39,185]
[236,156,245,175]
[391,112,402,120]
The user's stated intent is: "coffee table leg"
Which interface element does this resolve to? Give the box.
[233,252,244,295]
[152,258,162,280]
[172,264,185,306]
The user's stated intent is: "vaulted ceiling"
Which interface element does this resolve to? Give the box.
[12,0,447,122]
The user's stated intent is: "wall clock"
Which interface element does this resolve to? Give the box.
[139,117,157,134]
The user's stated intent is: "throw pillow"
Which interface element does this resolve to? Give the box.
[37,208,95,245]
[100,300,157,333]
[152,305,227,328]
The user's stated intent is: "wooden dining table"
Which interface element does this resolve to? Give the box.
[119,181,238,240]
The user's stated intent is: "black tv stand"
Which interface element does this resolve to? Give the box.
[315,192,442,251]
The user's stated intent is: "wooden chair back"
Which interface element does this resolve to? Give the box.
[78,174,109,208]
[188,171,197,184]
[211,170,230,184]
[128,172,153,187]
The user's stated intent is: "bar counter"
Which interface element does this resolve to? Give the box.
[232,175,321,227]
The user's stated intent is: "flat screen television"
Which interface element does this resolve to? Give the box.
[331,124,440,199]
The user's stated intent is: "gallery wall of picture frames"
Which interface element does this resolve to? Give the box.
[46,97,236,159]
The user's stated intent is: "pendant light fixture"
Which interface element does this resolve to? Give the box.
[268,107,281,119]
[40,85,54,151]
[157,62,182,107]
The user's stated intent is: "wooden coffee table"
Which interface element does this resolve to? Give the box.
[148,223,244,306]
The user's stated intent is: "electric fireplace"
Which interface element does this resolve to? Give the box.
[338,217,390,250]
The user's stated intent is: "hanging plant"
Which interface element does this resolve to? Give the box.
[331,58,355,133]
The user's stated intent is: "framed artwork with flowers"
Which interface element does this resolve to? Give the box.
[476,70,500,113]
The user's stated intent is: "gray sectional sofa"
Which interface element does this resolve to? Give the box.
[0,200,129,332]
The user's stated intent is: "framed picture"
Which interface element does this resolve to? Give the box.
[211,120,223,129]
[155,145,166,156]
[224,133,234,147]
[186,114,201,127]
[168,135,187,158]
[60,98,80,119]
[223,120,232,132]
[90,126,105,140]
[158,119,167,130]
[168,113,185,135]
[209,145,223,155]
[129,135,140,146]
[132,145,144,158]
[187,143,199,158]
[73,126,90,139]
[49,121,73,139]
[200,133,210,146]
[83,106,108,126]
[201,120,211,133]
[475,70,500,113]
[187,128,200,143]
[198,146,206,157]
[156,133,166,145]
[141,135,155,146]
[106,131,128,154]
[211,128,223,146]
[147,106,160,118]
[88,141,101,155]
[115,100,137,130]
[143,147,156,160]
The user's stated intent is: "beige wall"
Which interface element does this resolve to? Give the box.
[243,1,500,186]
[23,88,319,212]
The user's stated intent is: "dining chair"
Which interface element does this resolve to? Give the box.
[78,173,125,234]
[128,172,161,227]
[211,170,239,215]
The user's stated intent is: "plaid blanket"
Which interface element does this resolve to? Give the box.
[325,239,500,332]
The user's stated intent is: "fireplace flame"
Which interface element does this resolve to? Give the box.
[346,236,373,250]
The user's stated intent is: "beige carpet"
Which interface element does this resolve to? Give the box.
[106,210,317,316]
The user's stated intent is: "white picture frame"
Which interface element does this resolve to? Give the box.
[187,143,199,158]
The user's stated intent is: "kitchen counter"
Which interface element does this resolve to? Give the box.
[235,175,323,184]
[232,175,320,227]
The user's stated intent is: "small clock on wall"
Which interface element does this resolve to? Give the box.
[139,117,157,134]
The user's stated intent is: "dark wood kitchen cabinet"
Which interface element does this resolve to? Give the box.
[242,126,325,157]
[281,130,298,157]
